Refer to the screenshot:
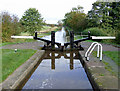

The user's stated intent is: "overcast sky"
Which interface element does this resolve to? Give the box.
[0,0,97,24]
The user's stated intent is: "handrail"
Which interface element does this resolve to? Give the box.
[85,42,102,61]
[85,42,99,57]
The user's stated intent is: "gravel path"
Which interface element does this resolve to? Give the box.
[81,41,119,51]
[0,41,44,50]
[1,41,119,51]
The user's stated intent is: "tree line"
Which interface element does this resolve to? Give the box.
[63,1,120,44]
[2,8,44,42]
[87,2,120,31]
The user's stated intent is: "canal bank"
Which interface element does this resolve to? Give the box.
[79,43,119,91]
[1,50,45,89]
[1,27,119,90]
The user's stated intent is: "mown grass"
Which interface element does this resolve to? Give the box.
[41,26,52,30]
[1,49,36,83]
[103,51,120,66]
[92,51,119,66]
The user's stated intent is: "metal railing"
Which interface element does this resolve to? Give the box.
[85,42,102,61]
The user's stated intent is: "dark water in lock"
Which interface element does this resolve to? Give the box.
[22,27,93,89]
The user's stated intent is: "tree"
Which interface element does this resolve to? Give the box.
[63,6,86,32]
[87,2,120,30]
[109,2,120,30]
[57,20,63,26]
[2,12,22,42]
[86,1,120,44]
[20,8,44,35]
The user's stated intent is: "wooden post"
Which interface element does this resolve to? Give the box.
[70,31,74,49]
[51,31,55,48]
[34,31,37,39]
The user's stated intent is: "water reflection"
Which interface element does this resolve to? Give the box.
[70,52,74,70]
[22,51,92,89]
[51,52,55,69]
[44,51,79,70]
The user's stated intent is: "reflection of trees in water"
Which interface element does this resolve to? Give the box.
[43,51,80,70]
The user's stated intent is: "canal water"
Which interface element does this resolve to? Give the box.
[22,27,93,89]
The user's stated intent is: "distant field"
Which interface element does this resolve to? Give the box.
[41,26,51,30]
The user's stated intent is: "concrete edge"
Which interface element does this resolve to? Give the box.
[79,51,119,91]
[78,51,101,91]
[1,50,45,90]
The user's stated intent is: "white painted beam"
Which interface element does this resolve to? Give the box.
[92,36,116,39]
[11,36,33,39]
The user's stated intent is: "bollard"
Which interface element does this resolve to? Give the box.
[51,31,55,49]
[70,31,74,49]
[14,49,17,52]
[88,31,90,39]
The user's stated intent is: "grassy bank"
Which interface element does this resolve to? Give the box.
[1,49,36,83]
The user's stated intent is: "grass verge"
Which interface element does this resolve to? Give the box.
[92,51,119,66]
[1,49,36,83]
[103,51,120,66]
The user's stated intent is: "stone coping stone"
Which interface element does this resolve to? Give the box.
[0,50,45,90]
[79,51,119,91]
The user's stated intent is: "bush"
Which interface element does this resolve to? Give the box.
[82,27,107,36]
[114,30,120,44]
[2,12,23,42]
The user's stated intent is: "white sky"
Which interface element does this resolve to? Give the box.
[0,0,97,24]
